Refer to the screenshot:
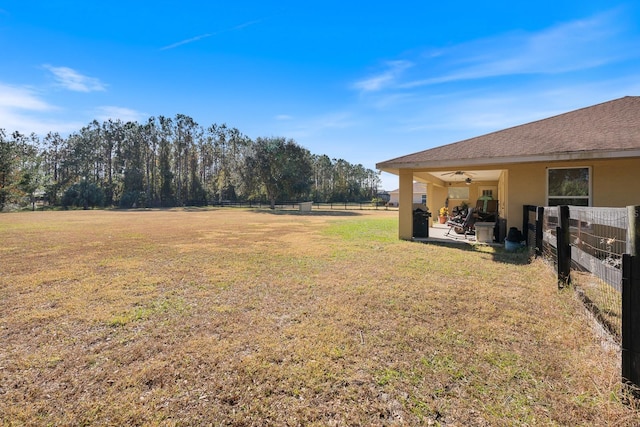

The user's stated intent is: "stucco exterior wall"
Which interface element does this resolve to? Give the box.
[504,163,546,231]
[591,158,640,206]
[504,158,640,231]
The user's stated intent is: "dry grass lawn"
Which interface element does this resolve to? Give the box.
[1,208,639,426]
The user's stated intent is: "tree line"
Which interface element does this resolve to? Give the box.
[0,115,381,211]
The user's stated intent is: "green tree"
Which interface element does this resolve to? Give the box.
[17,144,42,211]
[0,129,18,210]
[101,119,125,206]
[118,122,147,207]
[62,179,104,209]
[248,137,312,209]
[174,114,200,205]
[0,131,42,210]
[158,116,175,207]
[41,132,65,205]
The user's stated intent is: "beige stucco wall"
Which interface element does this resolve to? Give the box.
[591,158,640,206]
[503,163,545,230]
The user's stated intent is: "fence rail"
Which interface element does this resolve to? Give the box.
[524,204,640,392]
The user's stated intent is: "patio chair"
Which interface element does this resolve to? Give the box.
[446,207,477,237]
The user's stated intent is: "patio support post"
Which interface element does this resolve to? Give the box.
[426,183,434,227]
[398,170,414,240]
[622,206,640,394]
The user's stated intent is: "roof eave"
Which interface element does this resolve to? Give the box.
[377,149,640,173]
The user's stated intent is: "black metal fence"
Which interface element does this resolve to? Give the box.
[210,200,396,211]
[524,205,640,391]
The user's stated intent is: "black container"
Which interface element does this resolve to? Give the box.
[506,227,523,242]
[413,208,430,238]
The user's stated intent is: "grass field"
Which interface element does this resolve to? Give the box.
[1,208,639,426]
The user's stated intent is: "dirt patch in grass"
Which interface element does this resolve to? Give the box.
[1,208,639,425]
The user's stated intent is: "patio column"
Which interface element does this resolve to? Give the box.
[426,183,434,227]
[399,170,413,240]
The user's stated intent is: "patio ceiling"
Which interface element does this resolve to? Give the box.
[426,169,503,184]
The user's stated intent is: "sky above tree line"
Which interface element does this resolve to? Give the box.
[1,1,639,190]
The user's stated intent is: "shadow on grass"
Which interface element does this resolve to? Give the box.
[418,240,531,266]
[105,206,366,217]
[490,247,531,265]
[109,207,218,212]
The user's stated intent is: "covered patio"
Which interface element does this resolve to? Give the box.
[393,167,507,242]
[415,213,503,246]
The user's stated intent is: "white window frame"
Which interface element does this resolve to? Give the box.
[546,166,591,206]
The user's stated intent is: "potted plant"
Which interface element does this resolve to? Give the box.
[438,207,449,224]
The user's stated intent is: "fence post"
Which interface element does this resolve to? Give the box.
[623,206,640,393]
[522,205,530,245]
[536,206,544,258]
[627,206,640,256]
[622,253,640,393]
[556,205,571,289]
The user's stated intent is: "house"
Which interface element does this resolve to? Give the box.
[387,182,427,207]
[376,96,640,240]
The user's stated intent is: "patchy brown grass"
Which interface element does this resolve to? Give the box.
[0,208,638,426]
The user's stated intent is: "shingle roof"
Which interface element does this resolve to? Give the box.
[377,96,640,170]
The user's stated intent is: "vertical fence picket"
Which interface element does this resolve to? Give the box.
[535,206,544,258]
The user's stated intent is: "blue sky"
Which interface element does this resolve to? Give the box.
[1,1,639,190]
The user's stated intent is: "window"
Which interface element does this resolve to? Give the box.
[421,195,427,204]
[547,167,590,206]
[447,187,469,200]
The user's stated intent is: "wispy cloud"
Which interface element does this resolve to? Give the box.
[406,11,631,88]
[354,9,635,92]
[352,60,413,92]
[0,83,53,111]
[233,19,263,31]
[0,82,83,135]
[160,33,213,51]
[275,114,293,121]
[278,111,358,140]
[160,19,263,50]
[43,65,107,92]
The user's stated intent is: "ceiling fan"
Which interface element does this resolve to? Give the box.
[442,171,474,178]
[442,170,475,185]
